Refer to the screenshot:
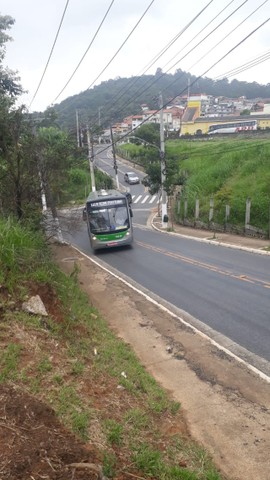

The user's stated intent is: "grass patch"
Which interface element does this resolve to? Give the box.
[0,343,22,382]
[104,419,124,447]
[122,137,270,233]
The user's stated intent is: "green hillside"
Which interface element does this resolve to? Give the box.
[53,70,270,131]
[121,135,270,234]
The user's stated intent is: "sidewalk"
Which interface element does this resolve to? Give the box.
[151,212,270,255]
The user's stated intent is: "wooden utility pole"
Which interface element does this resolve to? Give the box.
[76,110,80,148]
[110,126,119,189]
[159,93,168,227]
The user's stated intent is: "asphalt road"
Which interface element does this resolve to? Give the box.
[64,210,270,367]
[62,146,270,375]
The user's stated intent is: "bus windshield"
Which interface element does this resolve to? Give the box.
[88,205,129,233]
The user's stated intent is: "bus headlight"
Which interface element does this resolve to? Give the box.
[126,232,129,236]
[92,236,97,240]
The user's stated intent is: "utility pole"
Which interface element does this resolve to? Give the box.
[76,110,80,148]
[159,93,168,228]
[86,125,96,192]
[98,106,101,145]
[110,126,119,190]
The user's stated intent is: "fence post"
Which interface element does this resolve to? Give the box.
[195,197,200,221]
[225,204,230,221]
[177,195,180,215]
[209,196,214,223]
[184,197,188,222]
[225,204,230,231]
[245,197,251,229]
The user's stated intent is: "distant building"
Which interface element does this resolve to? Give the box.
[180,94,270,135]
[180,114,270,136]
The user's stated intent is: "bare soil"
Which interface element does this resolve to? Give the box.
[0,384,102,480]
[0,241,269,480]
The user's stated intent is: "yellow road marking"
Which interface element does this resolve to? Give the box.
[136,240,270,289]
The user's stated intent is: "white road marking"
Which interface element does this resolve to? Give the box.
[141,195,149,204]
[133,195,142,204]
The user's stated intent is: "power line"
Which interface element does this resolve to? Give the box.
[53,0,115,104]
[214,49,270,80]
[161,0,236,71]
[92,0,248,130]
[87,0,156,90]
[94,15,270,158]
[162,0,249,80]
[160,17,270,109]
[29,0,70,109]
[136,0,214,76]
[88,0,214,127]
[183,0,269,77]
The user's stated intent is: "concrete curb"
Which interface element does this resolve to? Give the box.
[151,213,270,256]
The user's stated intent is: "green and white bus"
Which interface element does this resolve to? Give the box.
[83,189,133,251]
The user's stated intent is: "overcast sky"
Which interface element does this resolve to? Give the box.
[1,0,270,112]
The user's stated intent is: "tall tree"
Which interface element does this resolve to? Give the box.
[0,14,23,97]
[0,103,40,219]
[36,126,73,216]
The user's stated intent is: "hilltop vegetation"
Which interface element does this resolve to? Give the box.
[53,70,270,131]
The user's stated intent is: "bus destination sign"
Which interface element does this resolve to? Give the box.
[89,199,125,208]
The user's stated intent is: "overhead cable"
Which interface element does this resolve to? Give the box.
[141,17,270,129]
[87,0,156,90]
[161,0,236,71]
[137,0,214,76]
[29,0,70,109]
[95,16,270,158]
[183,0,269,75]
[214,49,270,79]
[93,0,247,130]
[162,0,249,79]
[89,0,214,126]
[53,0,115,104]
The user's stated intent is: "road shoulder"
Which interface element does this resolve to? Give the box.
[52,242,270,480]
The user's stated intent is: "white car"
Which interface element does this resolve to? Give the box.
[124,172,140,185]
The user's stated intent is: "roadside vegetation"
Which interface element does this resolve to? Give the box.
[0,218,223,479]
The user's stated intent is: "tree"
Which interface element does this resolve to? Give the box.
[0,14,35,220]
[0,14,23,97]
[141,161,161,195]
[36,127,73,216]
[135,123,160,147]
[240,109,250,116]
[0,103,41,220]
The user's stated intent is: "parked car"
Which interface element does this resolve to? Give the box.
[124,172,140,185]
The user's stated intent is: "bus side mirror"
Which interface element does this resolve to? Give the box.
[82,207,87,221]
[129,208,133,218]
